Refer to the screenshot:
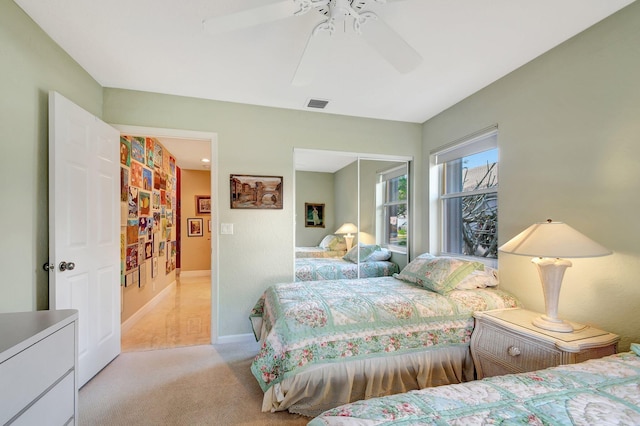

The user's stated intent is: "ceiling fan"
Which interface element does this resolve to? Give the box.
[203,0,422,86]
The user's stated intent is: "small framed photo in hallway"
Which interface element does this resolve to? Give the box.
[196,195,211,215]
[187,218,204,237]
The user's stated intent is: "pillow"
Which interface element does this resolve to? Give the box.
[455,266,499,289]
[393,254,484,294]
[343,244,381,263]
[318,235,346,251]
[366,247,392,261]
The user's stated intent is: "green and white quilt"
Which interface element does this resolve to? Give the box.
[295,258,400,281]
[309,351,640,425]
[249,276,519,392]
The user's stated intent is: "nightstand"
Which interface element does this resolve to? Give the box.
[470,308,619,379]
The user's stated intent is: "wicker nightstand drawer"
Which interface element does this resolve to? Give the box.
[473,320,562,376]
[471,308,619,379]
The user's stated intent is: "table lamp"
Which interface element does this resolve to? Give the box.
[498,219,611,333]
[335,222,358,251]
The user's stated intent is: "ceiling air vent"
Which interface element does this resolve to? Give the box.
[306,98,329,109]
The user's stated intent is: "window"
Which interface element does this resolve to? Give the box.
[377,165,408,253]
[433,128,498,259]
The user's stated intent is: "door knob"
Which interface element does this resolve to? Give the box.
[59,261,76,272]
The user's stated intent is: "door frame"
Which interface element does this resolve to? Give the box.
[113,124,219,344]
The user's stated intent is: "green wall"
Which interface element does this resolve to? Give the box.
[295,171,336,247]
[0,0,103,311]
[334,161,359,243]
[422,2,640,350]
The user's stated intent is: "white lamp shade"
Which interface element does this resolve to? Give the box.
[499,220,611,258]
[335,222,358,235]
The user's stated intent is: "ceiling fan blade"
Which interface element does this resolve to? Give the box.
[361,16,422,73]
[203,0,299,35]
[292,29,333,86]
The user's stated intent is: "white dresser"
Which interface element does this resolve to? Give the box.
[0,310,78,425]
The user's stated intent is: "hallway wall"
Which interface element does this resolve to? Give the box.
[180,169,212,272]
[121,135,178,322]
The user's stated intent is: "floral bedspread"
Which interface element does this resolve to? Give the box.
[309,352,640,425]
[295,247,347,258]
[249,277,519,392]
[295,258,400,281]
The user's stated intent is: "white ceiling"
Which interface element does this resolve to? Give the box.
[14,0,634,169]
[15,0,634,124]
[295,149,358,172]
[155,137,212,171]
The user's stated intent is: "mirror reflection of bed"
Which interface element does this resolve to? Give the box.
[294,149,411,281]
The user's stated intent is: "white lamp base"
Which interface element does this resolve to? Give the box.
[531,257,574,333]
[344,235,354,251]
[532,315,574,333]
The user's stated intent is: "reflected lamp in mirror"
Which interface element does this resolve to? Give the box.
[335,222,358,251]
[499,219,611,333]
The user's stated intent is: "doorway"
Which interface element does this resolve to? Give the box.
[114,125,219,350]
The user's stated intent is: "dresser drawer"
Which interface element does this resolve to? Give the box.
[0,323,75,424]
[474,322,561,374]
[12,371,75,426]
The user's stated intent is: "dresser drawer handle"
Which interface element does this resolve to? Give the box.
[507,346,521,357]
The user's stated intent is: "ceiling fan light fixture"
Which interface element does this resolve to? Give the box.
[306,98,330,109]
[330,0,351,21]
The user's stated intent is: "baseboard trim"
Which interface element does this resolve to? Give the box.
[179,270,212,278]
[216,333,256,345]
[121,280,177,333]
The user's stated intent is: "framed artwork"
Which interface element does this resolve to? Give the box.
[144,241,153,259]
[305,203,325,228]
[120,168,129,202]
[230,174,283,209]
[142,168,152,191]
[196,195,211,215]
[120,136,131,166]
[131,136,145,163]
[187,218,204,237]
[145,137,154,168]
[139,191,150,215]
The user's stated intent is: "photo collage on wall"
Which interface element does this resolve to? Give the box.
[120,135,177,287]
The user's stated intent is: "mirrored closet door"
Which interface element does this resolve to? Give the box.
[294,149,411,281]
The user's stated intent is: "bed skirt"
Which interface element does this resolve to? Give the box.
[261,344,474,417]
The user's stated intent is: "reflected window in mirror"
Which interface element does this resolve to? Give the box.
[376,165,408,254]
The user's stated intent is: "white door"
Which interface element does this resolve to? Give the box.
[49,91,121,387]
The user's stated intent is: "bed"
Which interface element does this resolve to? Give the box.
[295,257,399,281]
[295,247,347,258]
[249,254,519,417]
[309,349,640,425]
[295,234,347,258]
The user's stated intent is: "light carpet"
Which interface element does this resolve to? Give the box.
[79,342,309,425]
